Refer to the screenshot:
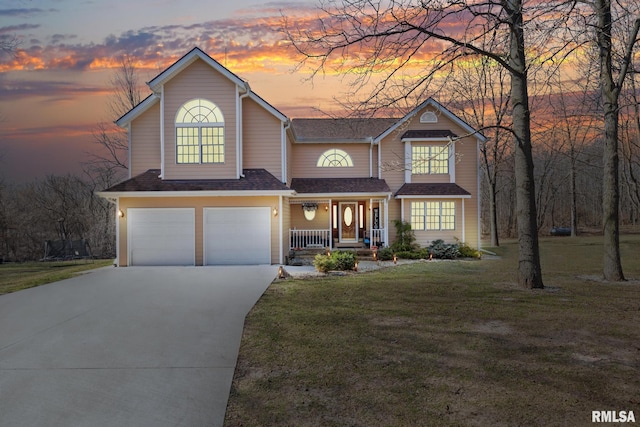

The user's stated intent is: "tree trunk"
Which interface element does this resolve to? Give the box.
[597,0,625,281]
[489,180,500,247]
[570,146,578,237]
[508,0,544,289]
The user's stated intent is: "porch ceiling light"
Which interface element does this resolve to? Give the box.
[302,202,318,221]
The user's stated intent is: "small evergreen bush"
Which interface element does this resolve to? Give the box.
[390,220,419,252]
[313,250,357,273]
[313,254,336,273]
[376,247,395,261]
[427,239,460,259]
[457,241,481,259]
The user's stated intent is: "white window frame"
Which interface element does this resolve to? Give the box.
[411,145,449,175]
[175,99,225,164]
[410,201,456,231]
[317,149,354,167]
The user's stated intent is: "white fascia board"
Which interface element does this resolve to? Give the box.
[295,139,372,144]
[115,94,160,127]
[395,194,472,199]
[148,47,247,92]
[401,137,452,142]
[96,190,295,198]
[374,98,487,144]
[248,92,288,122]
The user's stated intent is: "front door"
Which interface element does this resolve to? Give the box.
[339,202,358,242]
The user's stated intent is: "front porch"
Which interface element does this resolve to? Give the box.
[288,198,388,251]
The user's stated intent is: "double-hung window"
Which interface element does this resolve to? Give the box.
[175,99,224,164]
[411,145,449,174]
[411,201,456,231]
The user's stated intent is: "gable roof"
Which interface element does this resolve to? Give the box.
[147,47,247,92]
[116,47,288,127]
[375,98,487,143]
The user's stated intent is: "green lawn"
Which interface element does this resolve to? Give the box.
[225,235,640,426]
[0,259,113,295]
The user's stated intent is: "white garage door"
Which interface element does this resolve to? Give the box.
[128,208,195,266]
[204,207,271,265]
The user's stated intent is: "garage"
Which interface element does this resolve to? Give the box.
[204,207,271,265]
[128,208,196,266]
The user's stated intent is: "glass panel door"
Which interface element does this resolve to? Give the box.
[339,202,357,242]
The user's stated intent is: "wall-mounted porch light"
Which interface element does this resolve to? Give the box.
[302,202,318,221]
[273,207,278,217]
[118,209,125,219]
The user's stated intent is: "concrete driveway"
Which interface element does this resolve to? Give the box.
[0,265,277,427]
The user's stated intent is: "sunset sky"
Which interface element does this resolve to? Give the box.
[0,0,355,183]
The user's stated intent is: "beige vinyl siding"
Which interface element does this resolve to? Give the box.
[118,196,281,266]
[398,198,466,245]
[291,143,372,178]
[381,108,480,248]
[243,97,282,179]
[130,102,161,176]
[163,59,238,179]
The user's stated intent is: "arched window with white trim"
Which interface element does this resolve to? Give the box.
[175,99,224,164]
[316,149,353,167]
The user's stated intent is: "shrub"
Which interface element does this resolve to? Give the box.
[313,254,336,273]
[457,241,481,259]
[332,250,357,271]
[376,247,395,261]
[313,250,357,273]
[390,220,419,252]
[427,239,460,259]
[395,251,424,260]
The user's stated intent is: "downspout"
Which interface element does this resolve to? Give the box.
[282,121,291,183]
[369,137,373,178]
[237,82,251,179]
[160,85,165,178]
[278,195,283,264]
[462,198,466,244]
[377,138,382,179]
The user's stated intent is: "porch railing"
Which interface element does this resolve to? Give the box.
[290,229,331,249]
[370,229,385,247]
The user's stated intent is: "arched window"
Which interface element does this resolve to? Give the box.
[175,99,224,164]
[316,149,353,167]
[420,111,438,123]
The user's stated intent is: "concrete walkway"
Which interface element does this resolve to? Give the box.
[0,265,277,427]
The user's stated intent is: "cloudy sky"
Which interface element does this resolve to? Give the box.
[0,0,350,182]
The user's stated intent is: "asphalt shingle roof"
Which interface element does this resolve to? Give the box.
[395,183,471,197]
[102,169,290,192]
[291,118,399,140]
[400,129,458,139]
[291,177,391,194]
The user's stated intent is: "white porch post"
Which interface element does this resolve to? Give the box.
[384,197,389,247]
[279,195,283,264]
[115,198,120,267]
[328,198,333,250]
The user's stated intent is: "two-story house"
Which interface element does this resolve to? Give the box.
[98,47,484,266]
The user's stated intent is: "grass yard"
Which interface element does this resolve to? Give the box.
[225,235,640,426]
[0,259,113,295]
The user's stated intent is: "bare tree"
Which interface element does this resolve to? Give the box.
[283,0,566,288]
[89,54,146,177]
[0,35,19,57]
[589,0,640,281]
[445,58,511,247]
